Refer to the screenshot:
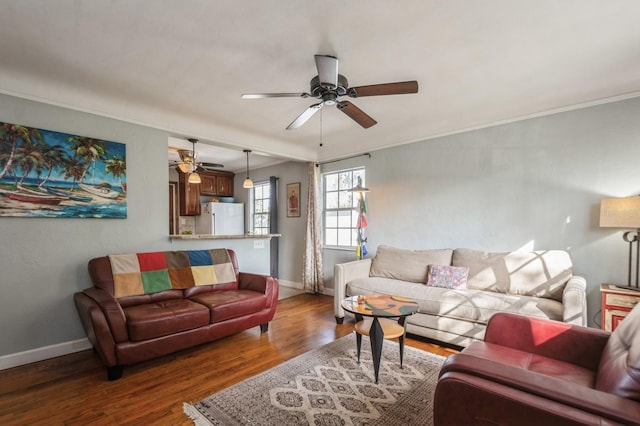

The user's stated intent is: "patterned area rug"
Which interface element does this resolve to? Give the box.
[184,334,445,425]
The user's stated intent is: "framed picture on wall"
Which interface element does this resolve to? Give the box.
[286,182,300,217]
[0,121,127,219]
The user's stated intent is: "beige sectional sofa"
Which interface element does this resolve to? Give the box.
[334,245,587,347]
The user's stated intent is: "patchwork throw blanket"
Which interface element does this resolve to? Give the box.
[109,249,236,298]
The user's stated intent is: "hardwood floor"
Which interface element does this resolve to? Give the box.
[0,294,458,425]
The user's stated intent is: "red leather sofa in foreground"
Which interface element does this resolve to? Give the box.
[74,248,278,380]
[434,303,640,425]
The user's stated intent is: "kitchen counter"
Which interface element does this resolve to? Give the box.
[170,233,281,241]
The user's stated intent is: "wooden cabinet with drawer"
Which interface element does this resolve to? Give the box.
[601,284,640,331]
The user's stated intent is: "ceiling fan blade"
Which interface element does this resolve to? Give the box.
[242,93,308,99]
[314,55,338,89]
[336,101,377,129]
[348,81,418,98]
[198,162,225,170]
[286,103,323,130]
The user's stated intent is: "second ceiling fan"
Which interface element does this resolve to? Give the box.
[242,55,418,130]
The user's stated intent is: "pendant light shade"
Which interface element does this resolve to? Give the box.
[177,162,191,174]
[186,138,201,184]
[188,171,201,184]
[243,149,254,188]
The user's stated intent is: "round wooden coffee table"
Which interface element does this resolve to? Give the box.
[341,294,419,384]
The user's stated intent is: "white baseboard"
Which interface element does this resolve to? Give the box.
[0,284,336,371]
[278,279,334,296]
[0,338,92,370]
[278,279,303,289]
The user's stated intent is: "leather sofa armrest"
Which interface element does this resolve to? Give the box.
[334,258,372,320]
[81,287,128,343]
[484,313,610,370]
[74,292,119,367]
[562,274,587,325]
[435,369,640,425]
[238,272,279,307]
[437,353,640,424]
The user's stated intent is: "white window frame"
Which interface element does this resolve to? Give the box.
[322,167,365,249]
[251,181,270,235]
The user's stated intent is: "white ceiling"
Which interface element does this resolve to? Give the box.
[1,1,640,172]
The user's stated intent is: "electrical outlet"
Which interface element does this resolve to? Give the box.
[253,240,265,249]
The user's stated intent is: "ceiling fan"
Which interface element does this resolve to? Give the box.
[170,138,224,175]
[242,54,418,130]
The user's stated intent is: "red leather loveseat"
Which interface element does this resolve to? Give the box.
[434,304,640,425]
[74,248,278,380]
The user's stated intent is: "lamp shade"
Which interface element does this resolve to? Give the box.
[242,149,253,188]
[188,172,201,184]
[176,163,191,173]
[600,196,640,228]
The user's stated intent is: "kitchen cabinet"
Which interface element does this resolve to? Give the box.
[178,172,200,216]
[199,171,234,197]
[177,170,235,216]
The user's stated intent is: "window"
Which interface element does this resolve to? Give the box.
[323,168,365,247]
[252,181,270,235]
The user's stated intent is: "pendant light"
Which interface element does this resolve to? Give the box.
[187,138,201,184]
[243,149,254,188]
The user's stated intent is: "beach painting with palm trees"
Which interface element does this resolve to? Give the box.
[0,122,126,218]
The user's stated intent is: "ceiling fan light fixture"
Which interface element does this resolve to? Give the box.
[178,149,195,163]
[188,172,201,184]
[177,162,191,173]
[243,149,254,189]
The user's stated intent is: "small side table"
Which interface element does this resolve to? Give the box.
[341,294,419,384]
[600,284,640,331]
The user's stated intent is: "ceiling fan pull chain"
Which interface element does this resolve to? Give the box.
[319,108,323,147]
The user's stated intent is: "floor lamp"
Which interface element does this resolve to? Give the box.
[600,196,640,289]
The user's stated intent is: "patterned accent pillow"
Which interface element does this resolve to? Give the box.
[426,265,469,289]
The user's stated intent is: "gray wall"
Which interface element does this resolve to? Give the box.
[233,161,309,285]
[0,94,274,358]
[2,91,639,359]
[323,96,640,326]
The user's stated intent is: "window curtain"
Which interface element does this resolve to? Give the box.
[303,162,324,293]
[269,176,279,278]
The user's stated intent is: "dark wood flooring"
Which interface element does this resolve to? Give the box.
[0,293,458,425]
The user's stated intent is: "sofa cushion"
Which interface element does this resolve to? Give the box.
[123,298,210,341]
[595,303,640,401]
[369,245,453,283]
[426,265,469,289]
[347,277,564,324]
[452,249,573,301]
[189,289,267,323]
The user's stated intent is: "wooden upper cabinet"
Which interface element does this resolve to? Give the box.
[178,172,201,216]
[199,173,217,194]
[199,171,234,197]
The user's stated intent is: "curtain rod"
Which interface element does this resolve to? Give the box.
[316,153,371,167]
